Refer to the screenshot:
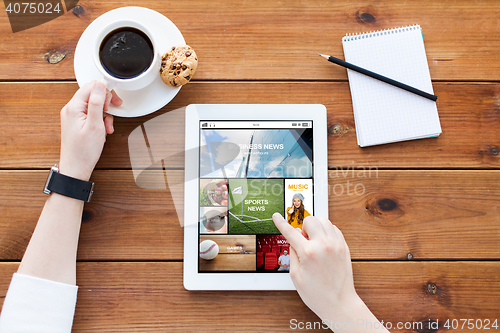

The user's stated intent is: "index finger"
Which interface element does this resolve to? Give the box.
[272,213,306,250]
[110,90,123,106]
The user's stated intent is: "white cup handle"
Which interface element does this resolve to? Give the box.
[100,77,115,91]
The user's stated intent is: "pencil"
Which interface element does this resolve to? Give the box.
[319,54,438,102]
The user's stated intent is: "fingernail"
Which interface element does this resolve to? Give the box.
[94,83,105,93]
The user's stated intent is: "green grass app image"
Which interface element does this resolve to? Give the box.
[228,179,283,235]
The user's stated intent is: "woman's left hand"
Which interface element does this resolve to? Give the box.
[59,81,122,181]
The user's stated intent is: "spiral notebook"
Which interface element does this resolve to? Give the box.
[342,25,441,147]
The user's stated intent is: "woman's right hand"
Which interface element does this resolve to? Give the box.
[273,213,358,319]
[272,213,388,332]
[288,207,294,214]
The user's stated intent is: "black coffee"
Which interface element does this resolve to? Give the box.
[99,27,154,79]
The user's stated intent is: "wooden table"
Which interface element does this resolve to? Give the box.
[1,0,499,331]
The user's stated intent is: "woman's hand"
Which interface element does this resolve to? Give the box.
[288,207,294,214]
[59,81,122,181]
[273,213,359,321]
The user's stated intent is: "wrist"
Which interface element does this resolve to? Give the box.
[58,160,93,182]
[325,294,387,333]
[320,294,360,329]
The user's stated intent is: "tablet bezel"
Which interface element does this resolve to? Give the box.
[184,104,328,290]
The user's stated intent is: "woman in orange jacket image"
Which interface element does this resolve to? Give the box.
[286,193,310,229]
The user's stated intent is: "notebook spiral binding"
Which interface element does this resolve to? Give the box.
[342,24,421,43]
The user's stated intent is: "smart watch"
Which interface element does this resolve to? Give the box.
[43,164,95,202]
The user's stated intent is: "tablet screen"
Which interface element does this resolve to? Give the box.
[198,120,313,273]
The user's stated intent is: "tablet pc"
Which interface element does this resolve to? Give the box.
[184,104,328,290]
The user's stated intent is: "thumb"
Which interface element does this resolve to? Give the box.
[87,82,107,126]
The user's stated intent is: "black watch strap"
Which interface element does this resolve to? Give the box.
[44,165,95,202]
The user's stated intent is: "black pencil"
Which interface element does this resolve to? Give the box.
[319,54,438,102]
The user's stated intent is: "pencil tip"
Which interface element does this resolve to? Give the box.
[318,54,328,59]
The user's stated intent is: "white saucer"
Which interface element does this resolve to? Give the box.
[74,7,185,117]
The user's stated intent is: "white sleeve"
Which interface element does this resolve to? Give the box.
[0,273,78,333]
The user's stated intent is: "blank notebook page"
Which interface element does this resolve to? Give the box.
[342,25,441,147]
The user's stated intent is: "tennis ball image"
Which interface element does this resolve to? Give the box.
[199,240,219,260]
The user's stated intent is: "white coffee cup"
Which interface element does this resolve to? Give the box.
[93,20,159,91]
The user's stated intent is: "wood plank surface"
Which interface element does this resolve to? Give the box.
[199,254,257,271]
[1,82,499,169]
[199,235,257,271]
[200,235,257,254]
[1,170,498,261]
[0,261,498,332]
[1,1,499,81]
